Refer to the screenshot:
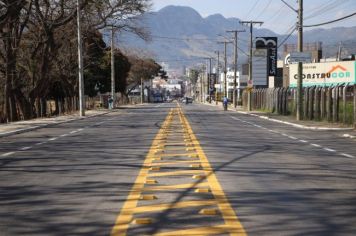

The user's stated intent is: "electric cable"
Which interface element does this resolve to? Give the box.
[304,11,356,27]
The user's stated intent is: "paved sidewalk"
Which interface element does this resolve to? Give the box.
[0,109,110,138]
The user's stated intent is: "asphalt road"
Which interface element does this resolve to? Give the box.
[0,102,355,235]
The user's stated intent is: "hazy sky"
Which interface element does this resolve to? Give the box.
[151,0,356,34]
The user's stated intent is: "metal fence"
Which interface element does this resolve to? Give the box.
[242,85,356,126]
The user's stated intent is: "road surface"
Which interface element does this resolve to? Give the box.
[1,103,355,235]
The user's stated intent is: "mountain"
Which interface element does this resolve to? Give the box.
[119,6,356,72]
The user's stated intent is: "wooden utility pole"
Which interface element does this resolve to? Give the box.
[217,41,232,98]
[297,0,304,120]
[215,51,220,104]
[240,21,263,111]
[227,30,245,108]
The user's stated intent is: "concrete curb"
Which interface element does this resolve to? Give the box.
[0,111,110,138]
[202,102,354,131]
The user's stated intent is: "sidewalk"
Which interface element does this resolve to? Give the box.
[0,109,110,138]
[203,102,356,139]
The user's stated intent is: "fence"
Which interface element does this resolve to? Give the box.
[242,85,356,126]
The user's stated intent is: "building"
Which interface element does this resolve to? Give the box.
[289,60,356,87]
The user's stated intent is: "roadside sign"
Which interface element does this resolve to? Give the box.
[290,52,312,63]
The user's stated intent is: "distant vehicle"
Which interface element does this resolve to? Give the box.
[153,95,163,103]
[185,97,193,104]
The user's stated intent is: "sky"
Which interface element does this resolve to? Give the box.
[151,0,356,34]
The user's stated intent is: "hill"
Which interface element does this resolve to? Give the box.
[119,5,356,71]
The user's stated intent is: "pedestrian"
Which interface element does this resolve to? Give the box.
[108,95,114,109]
[223,96,228,111]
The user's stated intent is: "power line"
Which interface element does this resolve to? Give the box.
[304,0,351,21]
[243,0,260,19]
[255,0,273,20]
[304,11,356,27]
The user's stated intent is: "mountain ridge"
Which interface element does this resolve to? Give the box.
[119,5,356,71]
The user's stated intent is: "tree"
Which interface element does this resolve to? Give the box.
[125,56,162,97]
[0,0,152,122]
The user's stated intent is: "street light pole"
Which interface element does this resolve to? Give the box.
[77,0,85,116]
[111,26,116,108]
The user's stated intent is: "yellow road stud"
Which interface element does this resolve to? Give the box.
[192,174,205,179]
[194,188,210,193]
[190,164,201,168]
[186,147,195,151]
[140,195,157,200]
[132,218,153,225]
[150,166,160,171]
[199,208,218,215]
[145,179,158,184]
[189,154,199,158]
[152,157,162,161]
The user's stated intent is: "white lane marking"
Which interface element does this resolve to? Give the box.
[35,142,47,146]
[1,152,16,157]
[48,137,58,141]
[323,148,336,152]
[20,146,32,151]
[230,115,354,159]
[341,153,355,158]
[77,128,84,132]
[60,134,68,137]
[70,130,78,134]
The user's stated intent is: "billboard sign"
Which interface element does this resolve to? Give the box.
[255,37,277,76]
[290,52,312,63]
[252,49,268,86]
[289,61,356,87]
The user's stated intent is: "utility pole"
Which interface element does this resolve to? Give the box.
[141,78,144,104]
[215,51,220,104]
[296,0,303,120]
[240,21,263,111]
[227,29,245,108]
[77,0,85,116]
[217,41,232,98]
[111,26,116,109]
[207,58,212,103]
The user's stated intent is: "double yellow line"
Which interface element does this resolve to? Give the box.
[111,107,246,235]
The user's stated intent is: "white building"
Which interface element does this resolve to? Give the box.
[215,70,246,100]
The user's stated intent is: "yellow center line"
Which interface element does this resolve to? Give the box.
[147,169,205,177]
[133,200,217,213]
[110,107,246,236]
[178,110,247,235]
[142,182,210,191]
[110,110,175,235]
